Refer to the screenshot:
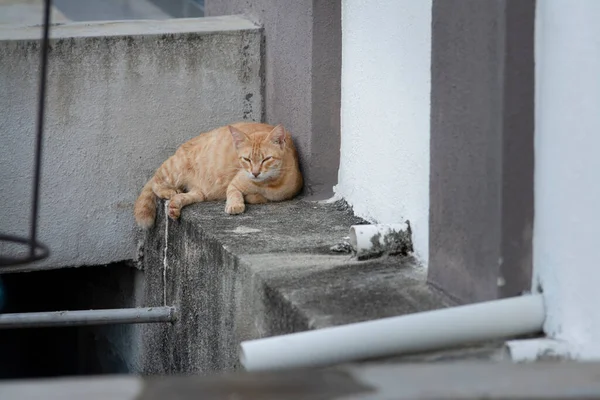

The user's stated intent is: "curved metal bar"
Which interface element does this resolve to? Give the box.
[0,235,50,267]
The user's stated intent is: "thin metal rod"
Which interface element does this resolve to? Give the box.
[29,0,52,257]
[0,307,176,329]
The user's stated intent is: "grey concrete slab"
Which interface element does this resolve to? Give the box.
[0,16,262,272]
[346,362,600,400]
[2,362,600,399]
[0,375,141,400]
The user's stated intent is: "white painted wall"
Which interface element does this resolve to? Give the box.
[335,0,432,264]
[534,0,600,359]
[0,17,261,271]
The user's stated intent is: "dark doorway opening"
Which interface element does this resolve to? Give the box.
[0,262,142,380]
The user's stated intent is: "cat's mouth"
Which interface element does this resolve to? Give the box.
[248,172,271,182]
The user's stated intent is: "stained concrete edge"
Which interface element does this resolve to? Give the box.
[506,338,573,362]
[0,15,258,40]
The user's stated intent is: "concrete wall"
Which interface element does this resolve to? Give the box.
[428,0,535,304]
[205,0,342,199]
[0,17,262,271]
[334,0,432,264]
[533,0,600,359]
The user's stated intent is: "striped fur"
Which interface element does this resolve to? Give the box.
[133,122,303,229]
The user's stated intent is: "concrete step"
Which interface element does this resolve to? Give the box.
[138,198,508,374]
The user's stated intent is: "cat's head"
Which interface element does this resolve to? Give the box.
[229,124,288,182]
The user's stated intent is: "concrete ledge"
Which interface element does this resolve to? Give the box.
[2,362,600,399]
[138,199,470,374]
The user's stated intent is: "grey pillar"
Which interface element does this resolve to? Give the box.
[428,0,535,304]
[205,0,341,199]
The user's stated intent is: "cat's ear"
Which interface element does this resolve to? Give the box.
[229,126,249,149]
[268,125,286,149]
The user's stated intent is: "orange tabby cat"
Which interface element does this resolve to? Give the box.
[134,122,303,229]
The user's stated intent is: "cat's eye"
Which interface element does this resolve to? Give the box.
[241,157,251,163]
[262,156,273,163]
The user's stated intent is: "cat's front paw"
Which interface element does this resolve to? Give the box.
[168,201,181,220]
[225,202,245,215]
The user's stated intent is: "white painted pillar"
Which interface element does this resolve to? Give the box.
[336,0,432,264]
[534,0,600,359]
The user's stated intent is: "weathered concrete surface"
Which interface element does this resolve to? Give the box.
[137,199,454,375]
[206,0,342,199]
[4,362,600,399]
[0,16,262,272]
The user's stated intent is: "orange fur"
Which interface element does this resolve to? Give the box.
[134,122,303,229]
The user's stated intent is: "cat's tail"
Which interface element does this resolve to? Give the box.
[134,180,157,229]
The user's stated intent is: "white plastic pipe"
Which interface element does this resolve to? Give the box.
[240,294,545,371]
[349,223,410,259]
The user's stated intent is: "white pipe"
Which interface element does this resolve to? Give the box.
[240,294,545,371]
[349,223,411,259]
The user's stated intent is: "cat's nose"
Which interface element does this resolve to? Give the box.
[252,172,260,177]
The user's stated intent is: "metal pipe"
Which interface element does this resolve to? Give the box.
[240,295,545,371]
[29,0,52,258]
[0,307,176,329]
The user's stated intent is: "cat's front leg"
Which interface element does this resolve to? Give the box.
[225,182,246,215]
[153,185,178,200]
[168,190,204,220]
